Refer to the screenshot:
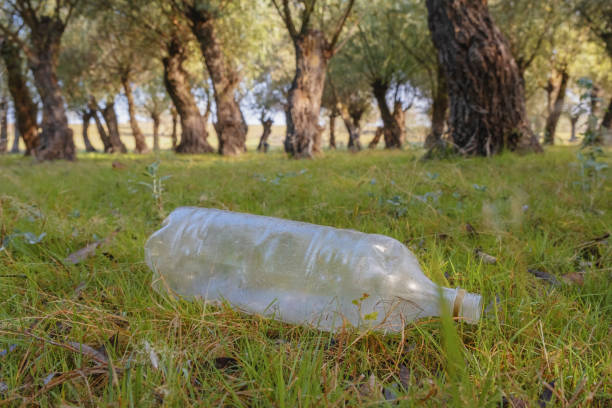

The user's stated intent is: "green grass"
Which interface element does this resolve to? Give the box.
[0,148,610,407]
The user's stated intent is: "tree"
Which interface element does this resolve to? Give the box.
[139,75,171,152]
[172,1,252,156]
[271,0,356,158]
[543,66,569,145]
[0,0,79,160]
[0,93,7,153]
[0,38,38,155]
[425,0,542,156]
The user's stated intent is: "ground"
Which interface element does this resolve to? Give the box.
[0,148,610,406]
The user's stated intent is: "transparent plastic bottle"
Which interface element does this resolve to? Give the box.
[145,207,482,332]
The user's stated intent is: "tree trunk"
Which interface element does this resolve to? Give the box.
[88,98,112,152]
[152,112,161,152]
[257,117,273,153]
[369,127,384,149]
[0,40,38,156]
[337,102,362,151]
[122,76,149,153]
[11,122,20,153]
[600,97,612,145]
[569,115,579,142]
[285,30,329,158]
[425,0,541,155]
[80,110,97,152]
[329,112,337,149]
[0,97,7,153]
[187,11,247,156]
[101,99,127,153]
[372,79,402,148]
[28,18,75,160]
[170,107,178,150]
[424,62,449,149]
[393,101,407,146]
[162,37,213,154]
[543,68,569,145]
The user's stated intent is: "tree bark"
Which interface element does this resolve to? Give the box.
[569,115,579,142]
[329,112,337,149]
[162,37,213,154]
[80,110,97,152]
[543,68,569,145]
[170,107,178,150]
[600,97,612,144]
[369,127,384,149]
[122,76,150,153]
[372,79,403,149]
[187,10,247,156]
[257,117,273,153]
[101,98,127,153]
[425,62,449,149]
[87,98,112,152]
[11,122,20,153]
[0,97,7,153]
[284,30,328,158]
[337,102,362,151]
[27,17,75,160]
[0,40,38,156]
[152,112,161,152]
[425,0,541,155]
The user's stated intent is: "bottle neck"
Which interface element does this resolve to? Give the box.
[442,287,482,324]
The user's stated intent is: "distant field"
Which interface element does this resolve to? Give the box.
[3,118,584,153]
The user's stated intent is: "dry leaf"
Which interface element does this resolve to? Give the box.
[65,230,117,264]
[112,161,127,170]
[465,223,477,236]
[144,341,159,370]
[528,269,561,287]
[475,248,497,264]
[561,272,584,286]
[67,341,109,364]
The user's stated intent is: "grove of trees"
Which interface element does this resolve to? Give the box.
[1,0,611,161]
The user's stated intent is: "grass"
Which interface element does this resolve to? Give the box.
[0,147,610,407]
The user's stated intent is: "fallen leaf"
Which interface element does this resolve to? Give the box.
[42,373,56,386]
[465,223,477,236]
[144,341,159,370]
[502,395,528,408]
[112,161,127,169]
[358,374,381,399]
[0,344,17,357]
[65,230,117,265]
[398,365,411,390]
[528,269,561,287]
[67,341,109,364]
[475,248,497,264]
[213,356,238,370]
[561,272,584,286]
[538,380,555,407]
[0,381,7,394]
[383,385,398,402]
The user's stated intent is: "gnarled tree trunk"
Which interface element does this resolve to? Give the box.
[1,40,38,156]
[101,98,127,153]
[0,96,7,153]
[285,30,329,158]
[28,17,75,160]
[187,10,246,156]
[369,127,384,149]
[88,98,112,152]
[122,76,149,153]
[601,97,612,145]
[337,102,363,151]
[152,112,161,152]
[163,37,213,154]
[257,116,273,153]
[372,79,403,149]
[80,109,97,152]
[424,62,449,149]
[543,68,569,145]
[425,0,541,155]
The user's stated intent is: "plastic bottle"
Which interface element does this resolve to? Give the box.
[145,207,482,332]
